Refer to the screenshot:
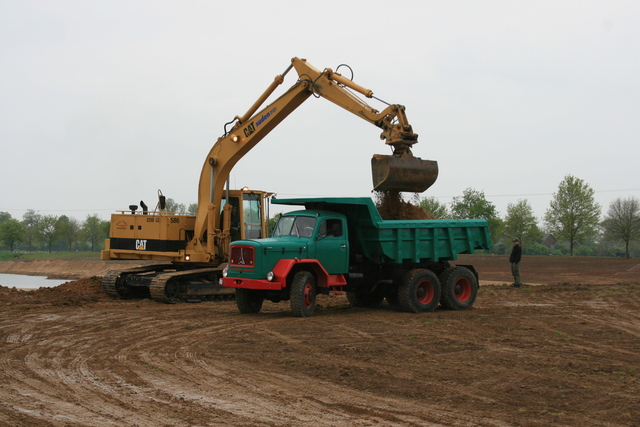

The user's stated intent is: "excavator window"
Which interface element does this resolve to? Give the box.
[220,197,241,241]
[243,193,263,239]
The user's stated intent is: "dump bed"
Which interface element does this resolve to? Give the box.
[272,197,491,263]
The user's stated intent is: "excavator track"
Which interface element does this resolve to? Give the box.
[102,264,234,303]
[148,267,235,304]
[102,264,174,299]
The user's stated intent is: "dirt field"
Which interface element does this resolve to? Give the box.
[1,255,639,426]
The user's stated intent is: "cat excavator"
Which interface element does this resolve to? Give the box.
[100,57,438,303]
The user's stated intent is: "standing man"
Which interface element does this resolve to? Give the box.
[510,238,522,288]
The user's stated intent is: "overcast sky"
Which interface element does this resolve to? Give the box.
[1,1,638,224]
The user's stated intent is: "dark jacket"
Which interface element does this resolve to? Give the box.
[509,244,522,263]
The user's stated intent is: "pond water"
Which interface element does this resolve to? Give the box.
[0,274,68,289]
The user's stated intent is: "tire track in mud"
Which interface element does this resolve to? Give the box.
[0,305,511,426]
[135,316,436,426]
[2,282,639,426]
[1,310,192,426]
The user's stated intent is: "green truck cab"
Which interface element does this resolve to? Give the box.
[221,197,491,317]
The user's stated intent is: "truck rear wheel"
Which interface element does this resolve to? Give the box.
[399,269,441,313]
[290,271,317,317]
[439,266,478,310]
[235,288,264,314]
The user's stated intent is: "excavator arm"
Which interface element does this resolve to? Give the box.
[191,57,438,263]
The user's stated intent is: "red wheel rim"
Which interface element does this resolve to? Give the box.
[416,280,434,304]
[454,278,472,301]
[303,283,313,308]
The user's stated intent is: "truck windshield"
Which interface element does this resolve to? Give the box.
[273,216,317,238]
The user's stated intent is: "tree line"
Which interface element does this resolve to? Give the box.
[2,176,639,257]
[0,210,110,254]
[419,175,640,258]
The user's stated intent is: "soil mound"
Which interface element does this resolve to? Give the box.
[374,191,436,220]
[0,276,106,306]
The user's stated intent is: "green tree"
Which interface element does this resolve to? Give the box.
[58,216,80,251]
[37,215,59,253]
[503,199,541,248]
[601,197,640,258]
[22,209,41,252]
[101,219,111,240]
[0,218,27,251]
[165,198,186,213]
[544,175,601,255]
[82,214,106,252]
[188,203,198,214]
[527,242,551,256]
[450,188,502,241]
[0,211,12,224]
[551,244,570,256]
[419,196,449,219]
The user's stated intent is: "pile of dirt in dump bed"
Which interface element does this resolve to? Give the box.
[0,277,107,307]
[375,190,436,220]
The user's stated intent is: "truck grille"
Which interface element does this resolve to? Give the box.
[230,245,255,266]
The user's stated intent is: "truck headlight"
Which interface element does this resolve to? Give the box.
[222,267,228,278]
[267,271,275,282]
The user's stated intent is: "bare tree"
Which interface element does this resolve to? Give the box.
[602,197,640,258]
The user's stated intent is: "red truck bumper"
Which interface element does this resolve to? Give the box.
[222,276,284,291]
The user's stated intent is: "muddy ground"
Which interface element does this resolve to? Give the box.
[0,255,639,426]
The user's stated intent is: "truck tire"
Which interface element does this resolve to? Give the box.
[399,269,441,313]
[290,271,317,317]
[439,266,478,310]
[346,291,384,308]
[235,288,264,314]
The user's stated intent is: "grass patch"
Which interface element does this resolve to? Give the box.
[417,321,434,326]
[614,366,637,375]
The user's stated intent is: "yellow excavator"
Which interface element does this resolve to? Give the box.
[100,57,438,302]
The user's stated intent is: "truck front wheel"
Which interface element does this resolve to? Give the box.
[439,266,478,310]
[235,288,264,313]
[399,269,441,313]
[290,271,317,317]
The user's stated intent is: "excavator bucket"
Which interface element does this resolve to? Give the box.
[371,153,439,193]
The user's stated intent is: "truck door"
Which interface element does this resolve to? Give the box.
[315,218,349,274]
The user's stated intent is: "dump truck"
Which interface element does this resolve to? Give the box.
[100,57,438,303]
[221,197,491,316]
